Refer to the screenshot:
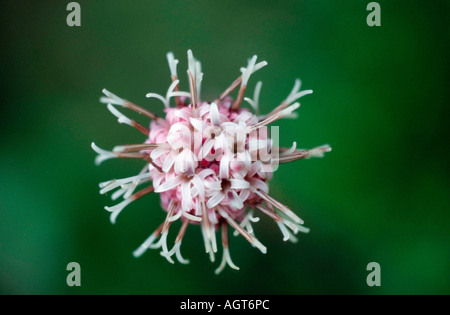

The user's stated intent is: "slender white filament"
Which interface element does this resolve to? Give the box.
[215,247,239,274]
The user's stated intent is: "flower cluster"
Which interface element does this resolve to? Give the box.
[92,50,331,273]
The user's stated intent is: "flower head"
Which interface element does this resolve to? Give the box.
[92,50,331,274]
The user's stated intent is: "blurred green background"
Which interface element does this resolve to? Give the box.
[1,0,449,295]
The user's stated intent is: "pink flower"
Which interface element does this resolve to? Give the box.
[92,50,331,274]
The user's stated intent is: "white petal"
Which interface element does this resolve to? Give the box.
[154,176,182,192]
[230,178,250,190]
[206,192,225,209]
[209,102,221,126]
[239,189,251,204]
[189,117,204,132]
[191,175,205,201]
[229,190,244,209]
[150,146,170,160]
[251,178,269,193]
[162,154,175,172]
[219,155,230,179]
[199,138,214,159]
[197,168,216,179]
[181,182,193,211]
[174,150,196,175]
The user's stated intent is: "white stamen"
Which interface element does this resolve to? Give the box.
[122,176,151,199]
[277,221,291,241]
[107,104,132,126]
[133,232,159,258]
[166,52,179,77]
[253,189,304,225]
[286,230,298,243]
[186,50,203,105]
[121,181,138,198]
[253,60,268,73]
[281,142,297,156]
[279,102,300,117]
[241,55,257,87]
[248,211,260,223]
[159,249,175,264]
[247,102,300,132]
[277,221,299,243]
[100,89,125,106]
[215,247,239,274]
[168,210,182,222]
[286,79,301,102]
[306,145,332,158]
[151,232,173,263]
[218,208,267,254]
[287,220,310,234]
[284,79,313,105]
[174,242,190,264]
[167,79,180,97]
[105,198,132,224]
[145,92,166,105]
[112,143,158,153]
[166,241,190,264]
[210,225,218,253]
[182,209,202,222]
[111,187,128,201]
[233,211,256,237]
[187,50,196,78]
[147,79,191,108]
[244,81,262,114]
[170,91,191,98]
[195,61,203,101]
[99,173,151,195]
[91,142,116,165]
[201,224,215,262]
[252,238,267,254]
[240,59,267,86]
[284,112,299,119]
